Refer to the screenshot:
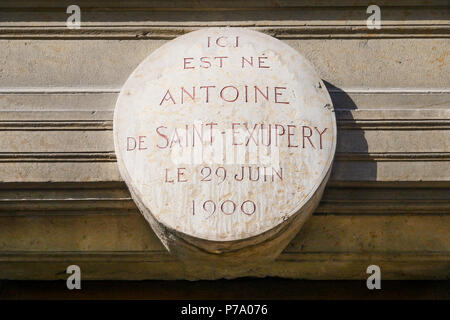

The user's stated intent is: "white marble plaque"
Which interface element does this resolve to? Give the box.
[114,28,336,257]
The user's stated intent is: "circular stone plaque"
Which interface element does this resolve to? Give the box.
[114,28,336,264]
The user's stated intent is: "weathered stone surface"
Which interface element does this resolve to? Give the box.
[0,214,448,280]
[1,39,448,88]
[114,28,336,271]
[0,1,448,280]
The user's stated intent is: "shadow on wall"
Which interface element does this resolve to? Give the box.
[322,80,377,185]
[283,81,376,253]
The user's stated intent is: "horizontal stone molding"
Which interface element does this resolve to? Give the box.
[336,152,450,161]
[0,121,113,131]
[0,184,448,215]
[2,0,449,8]
[0,152,116,162]
[0,213,448,279]
[2,119,449,131]
[1,151,449,163]
[1,26,449,40]
[0,251,447,263]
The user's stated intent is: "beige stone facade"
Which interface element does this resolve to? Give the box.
[0,1,448,280]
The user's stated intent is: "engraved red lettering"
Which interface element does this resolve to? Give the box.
[275,124,285,147]
[126,137,136,151]
[216,36,227,47]
[242,56,253,68]
[177,168,187,182]
[254,86,269,103]
[302,126,315,149]
[165,168,174,183]
[214,56,228,68]
[159,89,176,105]
[200,85,216,103]
[274,87,289,104]
[138,136,147,150]
[232,123,242,145]
[156,126,169,149]
[314,127,328,149]
[183,57,194,69]
[258,56,270,68]
[220,86,239,102]
[245,123,259,146]
[287,125,298,147]
[200,57,211,68]
[181,86,195,104]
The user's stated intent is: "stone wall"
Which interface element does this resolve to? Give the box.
[0,0,448,279]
